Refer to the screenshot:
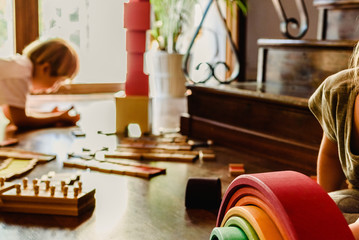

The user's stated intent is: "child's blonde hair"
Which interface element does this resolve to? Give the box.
[23,38,79,79]
[350,41,359,88]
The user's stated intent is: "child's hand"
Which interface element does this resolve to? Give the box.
[349,217,359,239]
[58,106,80,126]
[51,106,59,113]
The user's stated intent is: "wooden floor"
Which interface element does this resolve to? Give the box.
[0,94,316,240]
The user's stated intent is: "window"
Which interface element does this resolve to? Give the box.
[0,0,13,57]
[38,0,126,84]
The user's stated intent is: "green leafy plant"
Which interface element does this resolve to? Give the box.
[150,0,247,53]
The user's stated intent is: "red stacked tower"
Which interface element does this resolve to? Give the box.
[115,0,151,134]
[123,0,150,96]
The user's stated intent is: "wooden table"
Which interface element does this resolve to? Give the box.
[0,94,314,240]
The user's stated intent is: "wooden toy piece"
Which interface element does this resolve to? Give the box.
[199,150,216,161]
[63,158,166,179]
[105,151,142,160]
[32,178,38,189]
[0,148,55,179]
[44,180,50,191]
[126,30,147,53]
[73,187,80,198]
[50,185,56,197]
[141,152,197,162]
[120,135,190,145]
[22,178,28,189]
[229,163,245,176]
[0,177,5,187]
[0,148,56,162]
[310,175,317,182]
[15,184,21,194]
[220,205,282,240]
[0,177,15,194]
[118,142,192,151]
[40,171,81,186]
[71,130,86,137]
[0,178,96,216]
[210,226,247,240]
[97,130,116,136]
[106,149,198,162]
[127,53,144,73]
[63,186,68,197]
[0,158,38,180]
[115,94,151,133]
[216,171,355,240]
[185,177,222,210]
[67,152,93,160]
[123,1,150,31]
[77,181,82,192]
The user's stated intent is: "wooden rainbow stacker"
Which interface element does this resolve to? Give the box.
[0,177,95,216]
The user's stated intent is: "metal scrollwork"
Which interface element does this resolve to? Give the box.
[272,0,309,39]
[182,0,241,84]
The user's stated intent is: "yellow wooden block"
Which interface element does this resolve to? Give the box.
[114,92,152,134]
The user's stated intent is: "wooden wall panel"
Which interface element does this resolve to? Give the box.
[14,0,39,53]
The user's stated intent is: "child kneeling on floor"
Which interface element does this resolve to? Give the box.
[0,38,80,128]
[309,40,359,239]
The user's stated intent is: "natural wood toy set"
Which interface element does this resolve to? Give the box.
[65,134,216,179]
[0,174,95,216]
[107,134,216,162]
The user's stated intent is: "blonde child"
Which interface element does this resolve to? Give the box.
[309,42,359,238]
[0,38,80,128]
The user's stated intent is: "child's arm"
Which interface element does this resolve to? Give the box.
[317,133,346,192]
[350,218,359,239]
[5,105,80,128]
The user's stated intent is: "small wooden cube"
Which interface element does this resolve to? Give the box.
[229,163,245,176]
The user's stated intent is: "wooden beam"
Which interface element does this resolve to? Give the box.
[14,0,39,53]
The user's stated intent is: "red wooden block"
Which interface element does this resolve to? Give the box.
[229,163,245,176]
[124,2,150,31]
[125,71,149,96]
[127,53,144,73]
[126,31,147,53]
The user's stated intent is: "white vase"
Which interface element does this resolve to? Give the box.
[147,51,187,98]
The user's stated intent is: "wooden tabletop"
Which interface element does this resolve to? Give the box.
[0,94,313,240]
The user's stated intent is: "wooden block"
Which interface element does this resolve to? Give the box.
[0,148,56,162]
[71,130,86,137]
[126,31,146,53]
[0,180,96,216]
[63,158,166,179]
[199,150,216,161]
[229,163,245,176]
[106,149,199,163]
[109,148,191,154]
[115,93,151,133]
[0,158,39,180]
[124,1,150,30]
[127,53,144,72]
[117,142,191,151]
[125,71,149,96]
[142,152,197,162]
[105,151,142,160]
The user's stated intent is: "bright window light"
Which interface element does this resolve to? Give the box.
[0,0,14,57]
[38,0,127,84]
